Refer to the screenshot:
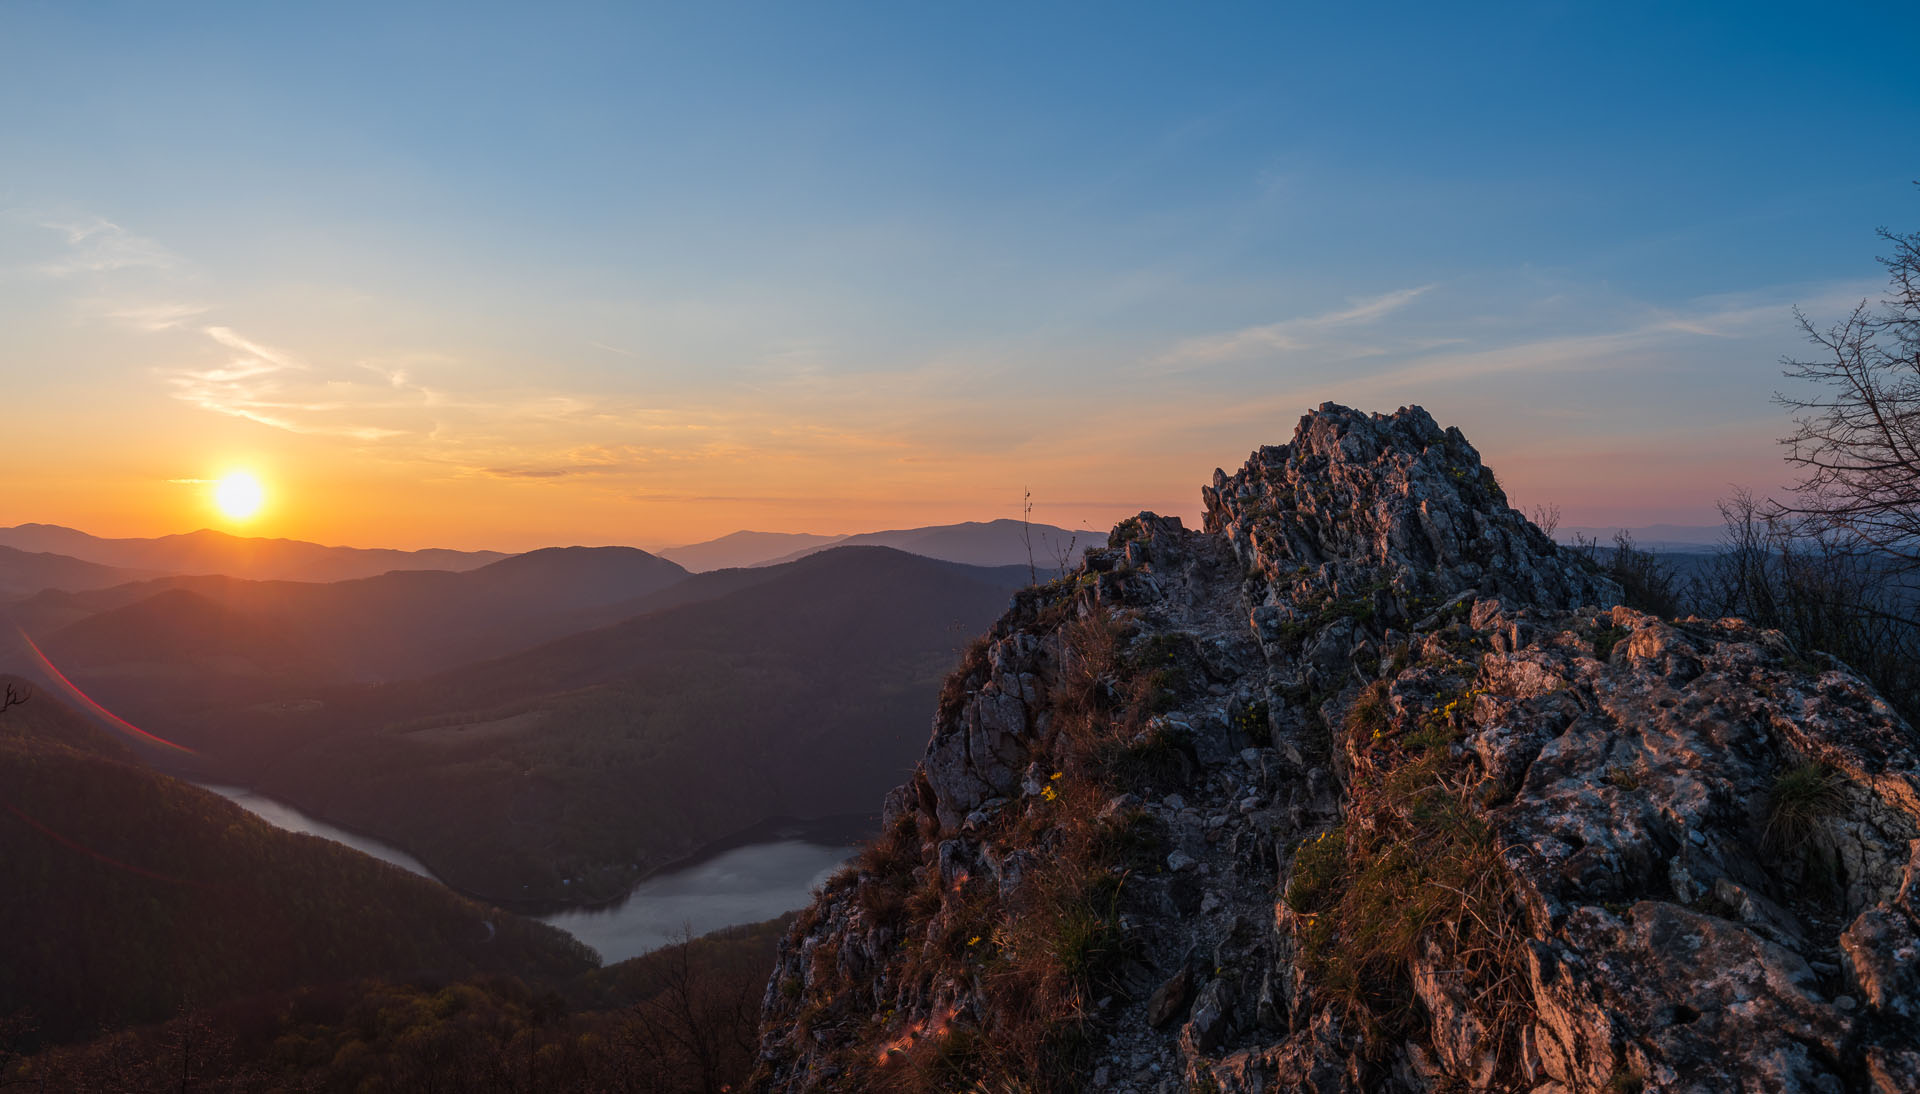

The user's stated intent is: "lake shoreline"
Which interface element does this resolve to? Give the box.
[196,779,867,962]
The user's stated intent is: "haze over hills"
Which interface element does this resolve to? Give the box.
[0,523,510,582]
[1556,523,1727,549]
[10,546,692,700]
[654,530,845,572]
[743,518,1103,570]
[0,544,160,598]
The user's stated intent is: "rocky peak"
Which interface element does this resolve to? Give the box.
[753,405,1920,1094]
[1203,403,1616,612]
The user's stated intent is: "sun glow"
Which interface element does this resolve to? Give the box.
[213,472,266,521]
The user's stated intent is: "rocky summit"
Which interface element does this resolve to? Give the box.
[751,404,1920,1094]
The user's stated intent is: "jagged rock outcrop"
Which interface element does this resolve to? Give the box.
[754,404,1920,1093]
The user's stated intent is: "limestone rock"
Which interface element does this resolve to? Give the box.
[754,405,1920,1094]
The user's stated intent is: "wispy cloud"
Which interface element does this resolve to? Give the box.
[164,326,420,439]
[1157,285,1436,369]
[101,301,208,331]
[34,216,179,277]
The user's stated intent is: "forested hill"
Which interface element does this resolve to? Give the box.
[231,546,1029,907]
[0,688,594,1044]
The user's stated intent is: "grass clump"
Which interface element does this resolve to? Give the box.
[1762,761,1846,855]
[1343,682,1391,749]
[1285,683,1528,1075]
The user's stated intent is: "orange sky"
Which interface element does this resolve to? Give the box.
[6,8,1899,552]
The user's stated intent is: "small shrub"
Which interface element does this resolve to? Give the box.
[1592,626,1629,662]
[939,635,994,722]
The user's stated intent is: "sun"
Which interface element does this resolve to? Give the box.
[213,472,266,522]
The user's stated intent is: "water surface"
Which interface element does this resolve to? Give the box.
[199,783,437,879]
[199,782,852,964]
[540,840,851,963]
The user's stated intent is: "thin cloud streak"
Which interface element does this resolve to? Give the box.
[101,302,208,331]
[1157,285,1436,370]
[32,215,179,277]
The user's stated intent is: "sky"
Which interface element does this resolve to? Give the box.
[2,2,1916,551]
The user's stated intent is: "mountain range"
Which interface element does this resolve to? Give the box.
[0,516,1102,593]
[0,523,508,582]
[674,518,1102,572]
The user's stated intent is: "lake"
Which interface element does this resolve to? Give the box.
[540,840,852,963]
[200,783,438,878]
[198,782,853,964]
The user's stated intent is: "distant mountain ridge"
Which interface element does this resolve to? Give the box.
[0,523,510,582]
[655,530,844,572]
[13,546,691,702]
[668,518,1104,571]
[0,544,161,598]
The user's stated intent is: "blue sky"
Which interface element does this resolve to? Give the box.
[2,2,1916,548]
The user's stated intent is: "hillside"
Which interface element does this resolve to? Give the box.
[0,689,594,1044]
[12,917,789,1092]
[0,544,158,598]
[11,547,691,725]
[0,523,509,582]
[756,405,1920,1094]
[68,546,1029,907]
[0,673,128,758]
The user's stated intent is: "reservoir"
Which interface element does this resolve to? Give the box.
[200,783,438,879]
[200,782,853,964]
[540,840,851,963]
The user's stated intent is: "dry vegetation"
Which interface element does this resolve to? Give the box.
[7,920,785,1094]
[776,592,1193,1092]
[1288,660,1531,1075]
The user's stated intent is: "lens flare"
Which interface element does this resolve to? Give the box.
[18,629,195,754]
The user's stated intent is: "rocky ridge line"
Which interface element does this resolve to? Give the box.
[753,404,1920,1093]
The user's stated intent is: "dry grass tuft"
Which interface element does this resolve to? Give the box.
[1287,686,1531,1073]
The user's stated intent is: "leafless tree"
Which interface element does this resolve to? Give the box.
[1776,199,1920,575]
[620,930,760,1094]
[1698,491,1920,719]
[1528,502,1562,540]
[1,683,26,718]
